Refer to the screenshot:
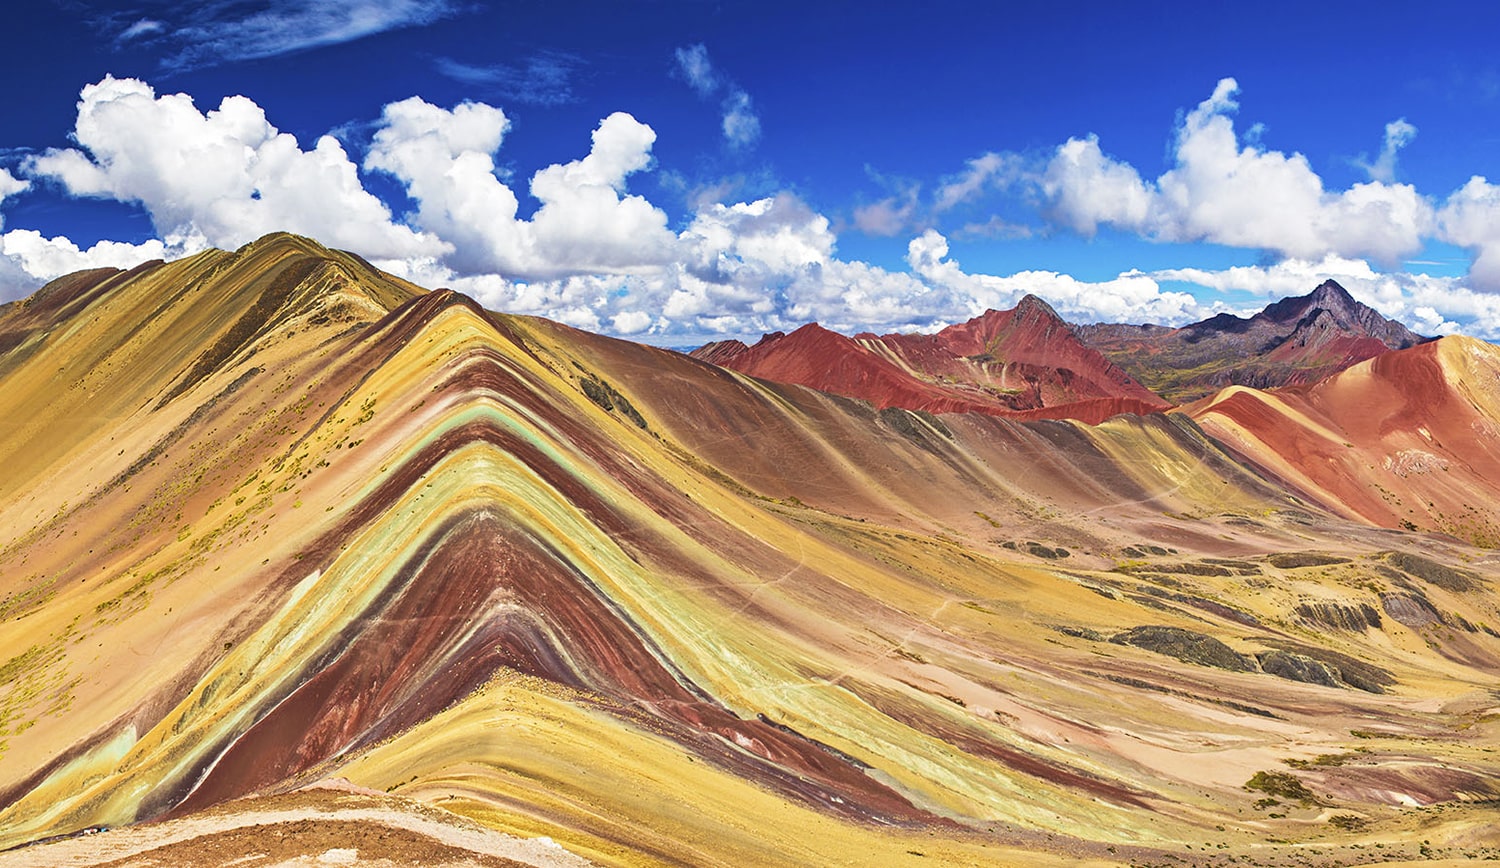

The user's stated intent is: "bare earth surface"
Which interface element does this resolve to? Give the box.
[2,235,1499,866]
[0,782,592,868]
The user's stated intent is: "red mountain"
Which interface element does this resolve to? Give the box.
[1188,335,1500,544]
[692,295,1170,424]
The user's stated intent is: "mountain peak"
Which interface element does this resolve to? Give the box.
[1261,279,1363,325]
[233,231,338,261]
[1014,293,1064,321]
[936,296,1070,356]
[1079,279,1430,402]
[1309,278,1356,306]
[777,321,853,349]
[688,292,1166,419]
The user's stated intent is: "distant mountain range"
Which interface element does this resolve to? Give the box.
[695,294,1169,425]
[694,279,1430,417]
[1078,279,1429,402]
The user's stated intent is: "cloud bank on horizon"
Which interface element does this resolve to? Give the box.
[4,70,1500,342]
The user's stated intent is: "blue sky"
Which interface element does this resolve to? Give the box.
[3,0,1500,343]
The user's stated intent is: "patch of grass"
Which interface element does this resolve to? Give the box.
[1111,625,1256,672]
[0,580,54,621]
[1386,551,1480,592]
[1284,752,1354,769]
[1245,770,1320,806]
[579,373,648,430]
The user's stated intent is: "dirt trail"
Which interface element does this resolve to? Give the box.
[0,783,594,868]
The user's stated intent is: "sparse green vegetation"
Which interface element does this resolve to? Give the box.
[0,580,54,621]
[1386,551,1480,592]
[1111,625,1257,672]
[1284,752,1354,769]
[354,395,377,426]
[1245,770,1320,806]
[579,373,648,430]
[1328,814,1369,831]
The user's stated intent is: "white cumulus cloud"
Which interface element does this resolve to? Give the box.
[528,112,677,272]
[364,95,524,275]
[0,168,28,202]
[1437,176,1500,292]
[1040,136,1152,235]
[1040,78,1435,266]
[1153,255,1384,298]
[1,147,168,300]
[0,230,169,301]
[1356,118,1418,183]
[908,229,1206,325]
[2,231,166,281]
[366,98,678,280]
[10,74,1500,346]
[0,168,28,231]
[28,76,444,261]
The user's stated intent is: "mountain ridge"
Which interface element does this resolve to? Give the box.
[3,234,1500,866]
[1080,278,1429,402]
[1187,334,1500,542]
[692,295,1170,424]
[694,279,1431,417]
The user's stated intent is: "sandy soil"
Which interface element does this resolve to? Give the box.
[0,782,594,868]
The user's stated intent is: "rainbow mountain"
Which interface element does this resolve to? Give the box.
[0,234,1498,866]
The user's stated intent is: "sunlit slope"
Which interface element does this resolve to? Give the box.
[433,310,1500,859]
[691,296,1169,424]
[0,233,421,503]
[523,313,1300,555]
[1189,336,1500,545]
[1,234,1498,865]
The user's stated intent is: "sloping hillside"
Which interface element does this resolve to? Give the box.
[1189,335,1500,545]
[694,296,1169,424]
[1,235,1498,866]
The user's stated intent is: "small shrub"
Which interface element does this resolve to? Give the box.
[1245,770,1320,806]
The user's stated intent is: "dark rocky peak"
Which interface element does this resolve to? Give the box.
[1261,279,1357,325]
[1183,311,1253,340]
[1013,293,1066,324]
[1308,278,1356,307]
[1279,280,1426,348]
